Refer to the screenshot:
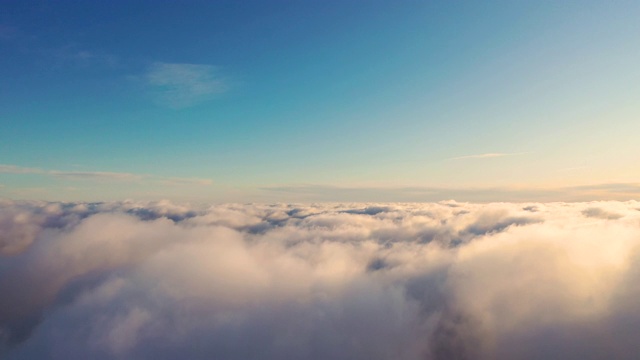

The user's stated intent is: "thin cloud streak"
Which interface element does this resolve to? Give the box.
[160,177,214,186]
[0,165,43,174]
[50,171,143,181]
[0,164,212,186]
[262,183,640,202]
[558,166,589,172]
[448,152,528,160]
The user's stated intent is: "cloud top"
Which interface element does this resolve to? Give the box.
[1,200,640,359]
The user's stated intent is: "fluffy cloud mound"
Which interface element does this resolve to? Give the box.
[1,199,640,359]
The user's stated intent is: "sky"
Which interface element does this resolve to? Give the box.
[2,2,640,356]
[1,0,639,202]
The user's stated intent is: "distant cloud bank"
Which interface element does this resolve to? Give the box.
[2,200,640,359]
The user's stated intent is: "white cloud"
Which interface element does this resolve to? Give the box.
[2,200,640,359]
[146,62,227,108]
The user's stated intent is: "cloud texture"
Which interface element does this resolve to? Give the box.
[1,199,640,359]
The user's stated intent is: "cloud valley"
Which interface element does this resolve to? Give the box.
[1,199,640,359]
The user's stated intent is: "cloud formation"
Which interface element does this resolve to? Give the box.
[1,200,640,359]
[146,62,227,108]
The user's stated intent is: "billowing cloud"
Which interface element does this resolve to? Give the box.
[146,62,227,108]
[1,200,640,359]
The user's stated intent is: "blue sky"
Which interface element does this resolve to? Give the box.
[1,1,639,202]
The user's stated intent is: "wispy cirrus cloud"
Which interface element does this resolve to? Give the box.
[146,62,227,108]
[448,152,528,160]
[49,171,143,181]
[0,165,42,174]
[0,164,212,186]
[159,177,214,186]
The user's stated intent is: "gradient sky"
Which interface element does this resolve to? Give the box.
[1,1,639,202]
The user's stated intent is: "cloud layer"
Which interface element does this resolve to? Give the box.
[1,200,640,359]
